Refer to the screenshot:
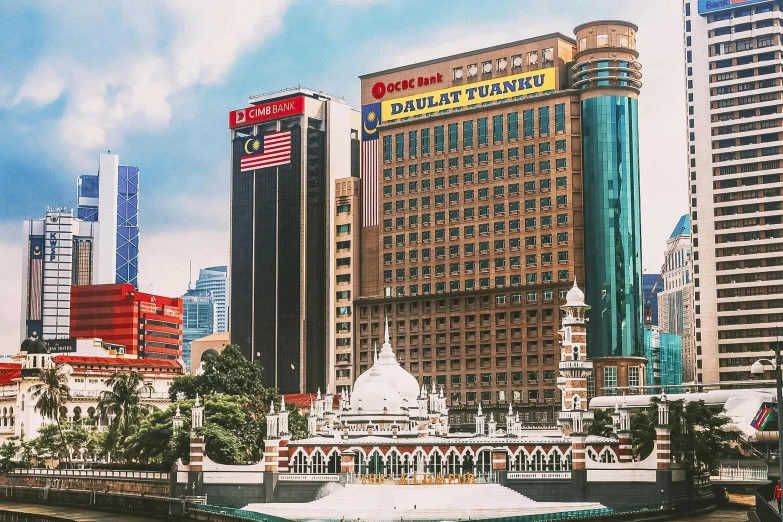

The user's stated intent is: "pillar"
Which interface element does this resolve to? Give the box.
[655,396,672,504]
[570,433,587,501]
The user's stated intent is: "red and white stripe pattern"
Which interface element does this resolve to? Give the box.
[240,131,292,171]
[29,258,42,320]
[361,139,378,227]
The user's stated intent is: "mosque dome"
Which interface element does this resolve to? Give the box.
[350,366,402,412]
[352,319,420,404]
[565,280,586,306]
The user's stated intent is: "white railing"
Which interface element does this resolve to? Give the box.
[507,472,571,480]
[11,468,169,481]
[69,390,170,401]
[278,474,340,482]
[713,466,767,482]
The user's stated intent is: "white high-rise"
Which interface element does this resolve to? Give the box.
[684,0,782,383]
[657,215,695,382]
[195,266,229,333]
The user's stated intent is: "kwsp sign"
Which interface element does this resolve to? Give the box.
[360,473,475,485]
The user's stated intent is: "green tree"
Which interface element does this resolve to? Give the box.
[168,345,276,412]
[587,408,615,438]
[29,366,71,465]
[124,395,264,466]
[97,371,153,459]
[286,402,309,440]
[629,398,731,472]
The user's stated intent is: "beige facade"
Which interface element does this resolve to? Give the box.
[334,178,360,393]
[590,357,647,398]
[355,30,597,428]
[190,331,230,373]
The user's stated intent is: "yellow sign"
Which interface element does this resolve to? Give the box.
[360,473,475,485]
[380,68,555,121]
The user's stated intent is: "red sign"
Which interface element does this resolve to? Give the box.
[371,74,444,99]
[229,96,304,128]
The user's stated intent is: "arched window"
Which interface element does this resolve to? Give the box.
[353,450,366,474]
[387,452,401,477]
[531,448,547,471]
[73,407,82,421]
[290,452,307,473]
[59,406,67,419]
[367,450,384,474]
[573,395,581,410]
[427,452,443,475]
[311,451,326,473]
[476,449,492,474]
[327,451,340,473]
[445,450,462,475]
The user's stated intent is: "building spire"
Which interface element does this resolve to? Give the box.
[373,341,378,363]
[188,259,192,291]
[384,315,390,344]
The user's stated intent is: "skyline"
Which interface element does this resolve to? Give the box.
[0,0,688,351]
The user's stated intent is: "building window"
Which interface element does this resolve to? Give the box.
[383,135,392,162]
[448,123,458,151]
[523,110,534,138]
[435,126,445,153]
[538,106,550,135]
[508,112,519,140]
[409,130,418,157]
[478,118,488,146]
[555,103,565,132]
[336,224,350,234]
[604,366,617,396]
[395,133,404,160]
[629,366,639,389]
[493,114,503,143]
[463,120,474,148]
[422,128,431,155]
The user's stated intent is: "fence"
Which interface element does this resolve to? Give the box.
[713,465,768,482]
[10,468,169,481]
[756,482,779,522]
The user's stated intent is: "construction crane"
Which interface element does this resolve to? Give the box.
[644,225,686,327]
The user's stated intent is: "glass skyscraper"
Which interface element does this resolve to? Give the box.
[77,154,140,287]
[182,289,215,371]
[195,266,229,333]
[574,22,644,358]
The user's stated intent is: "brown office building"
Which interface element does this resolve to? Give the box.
[354,21,642,428]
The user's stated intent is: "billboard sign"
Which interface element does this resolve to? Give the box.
[229,96,304,128]
[380,68,556,121]
[46,338,77,353]
[698,0,768,14]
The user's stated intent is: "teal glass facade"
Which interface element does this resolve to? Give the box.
[644,329,683,387]
[581,96,643,358]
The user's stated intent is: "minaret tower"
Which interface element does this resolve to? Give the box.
[557,280,595,435]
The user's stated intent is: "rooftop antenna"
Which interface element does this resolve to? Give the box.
[188,260,192,291]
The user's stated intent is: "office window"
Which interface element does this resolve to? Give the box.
[604,366,617,395]
[422,128,431,155]
[463,120,474,148]
[435,126,445,153]
[555,103,565,132]
[409,130,418,157]
[539,106,550,135]
[493,114,503,143]
[523,109,534,138]
[478,117,488,146]
[383,135,392,161]
[448,123,459,151]
[395,133,404,160]
[508,112,519,140]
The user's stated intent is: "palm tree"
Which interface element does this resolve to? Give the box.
[97,371,153,459]
[29,367,71,466]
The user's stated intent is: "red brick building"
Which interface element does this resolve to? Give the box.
[70,284,183,359]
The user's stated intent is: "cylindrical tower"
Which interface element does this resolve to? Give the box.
[573,21,644,358]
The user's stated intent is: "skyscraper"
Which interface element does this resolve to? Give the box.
[656,215,695,382]
[683,0,782,383]
[20,208,99,341]
[355,21,644,425]
[77,153,140,287]
[194,266,229,334]
[229,88,360,393]
[182,289,215,371]
[575,21,645,359]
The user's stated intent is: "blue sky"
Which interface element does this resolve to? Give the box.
[0,0,688,349]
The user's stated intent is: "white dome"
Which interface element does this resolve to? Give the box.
[350,366,402,412]
[353,320,420,404]
[565,280,585,306]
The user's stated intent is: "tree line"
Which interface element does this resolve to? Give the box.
[2,345,308,469]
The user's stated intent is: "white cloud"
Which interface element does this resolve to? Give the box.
[0,223,23,355]
[12,0,293,161]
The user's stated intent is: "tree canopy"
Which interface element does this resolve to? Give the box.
[630,398,732,472]
[587,408,615,438]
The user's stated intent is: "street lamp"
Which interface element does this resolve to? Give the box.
[751,349,783,518]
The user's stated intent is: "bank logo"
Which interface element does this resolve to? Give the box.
[235,108,246,124]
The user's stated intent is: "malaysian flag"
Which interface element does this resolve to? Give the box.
[361,103,380,227]
[28,237,43,321]
[240,131,292,171]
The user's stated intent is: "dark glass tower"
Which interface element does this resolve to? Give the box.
[573,21,644,358]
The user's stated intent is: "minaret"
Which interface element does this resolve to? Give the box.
[618,396,632,462]
[655,394,673,504]
[557,280,595,435]
[488,412,497,438]
[474,403,485,436]
[189,394,205,474]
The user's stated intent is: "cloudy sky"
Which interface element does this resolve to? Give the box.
[0,0,688,351]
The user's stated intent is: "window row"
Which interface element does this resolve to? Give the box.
[384,175,569,193]
[382,272,571,296]
[384,250,570,265]
[383,196,569,214]
[384,213,569,231]
[383,230,570,248]
[382,106,567,161]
